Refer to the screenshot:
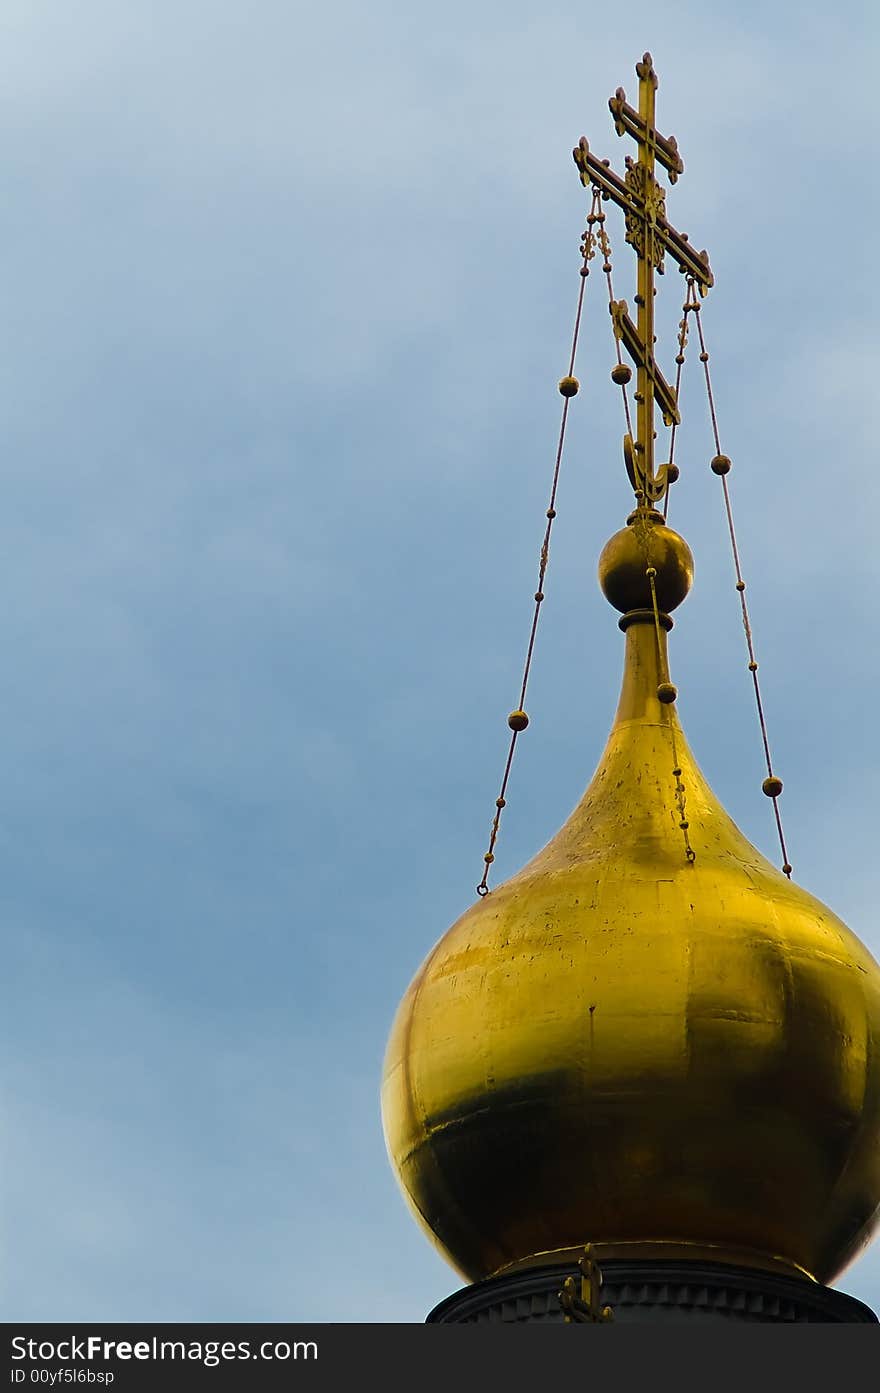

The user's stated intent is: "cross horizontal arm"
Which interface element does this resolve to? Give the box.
[608,89,684,182]
[573,138,713,292]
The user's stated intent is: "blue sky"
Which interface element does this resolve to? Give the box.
[1,0,878,1322]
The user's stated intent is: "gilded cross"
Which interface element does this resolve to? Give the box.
[558,1244,614,1323]
[573,53,713,502]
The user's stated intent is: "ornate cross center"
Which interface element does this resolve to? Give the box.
[574,52,713,501]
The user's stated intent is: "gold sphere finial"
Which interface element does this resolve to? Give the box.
[598,510,694,614]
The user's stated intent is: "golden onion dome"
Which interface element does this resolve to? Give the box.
[382,509,880,1287]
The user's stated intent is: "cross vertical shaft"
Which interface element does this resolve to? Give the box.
[635,56,658,494]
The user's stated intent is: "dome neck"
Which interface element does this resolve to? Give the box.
[613,611,676,729]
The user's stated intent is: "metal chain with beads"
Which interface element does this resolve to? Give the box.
[476,195,602,897]
[692,300,792,877]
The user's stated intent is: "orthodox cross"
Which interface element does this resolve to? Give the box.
[558,1244,614,1323]
[574,53,713,502]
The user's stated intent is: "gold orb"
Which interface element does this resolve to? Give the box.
[598,514,693,614]
[382,618,880,1287]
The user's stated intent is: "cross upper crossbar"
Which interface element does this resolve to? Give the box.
[608,88,684,183]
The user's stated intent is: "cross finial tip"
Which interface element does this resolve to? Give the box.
[635,52,658,86]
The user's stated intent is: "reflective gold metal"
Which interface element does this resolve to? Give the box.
[382,554,880,1284]
[597,510,693,614]
[383,51,880,1300]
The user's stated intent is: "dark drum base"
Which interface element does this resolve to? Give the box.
[426,1259,878,1324]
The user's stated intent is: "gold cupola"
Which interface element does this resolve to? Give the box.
[382,509,880,1285]
[382,55,880,1320]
